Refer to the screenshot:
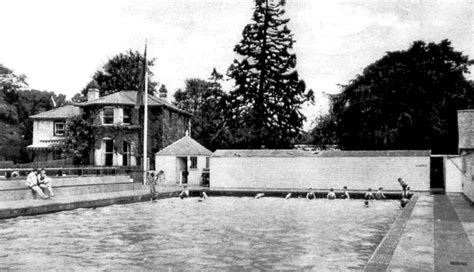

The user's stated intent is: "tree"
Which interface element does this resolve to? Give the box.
[174,69,229,150]
[56,115,95,165]
[323,40,473,154]
[77,49,158,99]
[226,0,314,148]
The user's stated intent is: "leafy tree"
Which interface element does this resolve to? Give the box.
[308,113,338,149]
[323,40,473,154]
[226,0,314,148]
[174,69,229,150]
[78,49,158,99]
[56,115,95,165]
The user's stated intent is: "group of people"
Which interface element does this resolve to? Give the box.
[254,177,411,208]
[26,168,54,199]
[146,170,165,194]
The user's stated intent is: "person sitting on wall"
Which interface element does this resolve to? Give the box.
[306,188,316,200]
[327,188,336,200]
[375,187,387,200]
[11,171,19,178]
[198,191,208,202]
[400,197,409,208]
[255,193,265,199]
[363,188,375,207]
[397,178,410,198]
[26,168,48,199]
[37,168,54,198]
[340,186,350,199]
[179,185,190,199]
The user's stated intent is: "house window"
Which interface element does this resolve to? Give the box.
[104,139,113,166]
[205,157,210,169]
[123,141,131,166]
[103,107,114,125]
[123,108,131,124]
[54,122,65,136]
[190,156,197,169]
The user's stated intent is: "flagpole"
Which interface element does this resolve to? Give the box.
[142,44,149,185]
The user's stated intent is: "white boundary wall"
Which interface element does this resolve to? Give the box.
[211,155,431,191]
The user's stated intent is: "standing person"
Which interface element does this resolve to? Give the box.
[147,171,157,194]
[375,187,387,200]
[306,188,316,200]
[26,168,48,199]
[326,188,336,200]
[397,178,410,198]
[341,186,350,199]
[37,168,54,198]
[156,170,165,186]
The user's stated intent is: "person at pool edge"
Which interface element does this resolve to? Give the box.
[397,177,410,198]
[26,168,49,199]
[326,188,336,200]
[146,171,157,194]
[375,187,387,200]
[306,188,316,200]
[363,188,374,207]
[37,168,54,198]
[340,186,350,199]
[179,185,190,199]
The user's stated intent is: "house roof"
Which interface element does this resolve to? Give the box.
[76,90,191,116]
[211,149,431,158]
[29,105,81,120]
[156,136,212,156]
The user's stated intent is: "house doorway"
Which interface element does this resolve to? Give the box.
[430,156,445,193]
[176,156,188,184]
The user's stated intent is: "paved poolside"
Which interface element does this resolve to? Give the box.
[366,193,474,271]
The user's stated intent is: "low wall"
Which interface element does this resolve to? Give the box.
[211,151,431,191]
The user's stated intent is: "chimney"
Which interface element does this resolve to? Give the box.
[87,88,100,101]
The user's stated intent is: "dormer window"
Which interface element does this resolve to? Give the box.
[103,107,114,124]
[54,122,65,136]
[123,108,131,124]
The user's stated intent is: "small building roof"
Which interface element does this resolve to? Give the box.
[212,149,431,158]
[76,90,191,116]
[156,136,212,156]
[30,105,81,120]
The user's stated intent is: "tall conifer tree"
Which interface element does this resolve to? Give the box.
[226,0,313,148]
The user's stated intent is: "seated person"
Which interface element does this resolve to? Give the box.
[26,168,48,199]
[37,168,54,198]
[397,178,410,198]
[255,193,265,199]
[364,188,374,207]
[179,185,190,199]
[375,187,386,200]
[200,191,208,199]
[326,188,336,200]
[306,188,316,200]
[400,197,409,208]
[340,186,350,199]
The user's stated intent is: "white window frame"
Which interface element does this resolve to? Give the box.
[190,156,198,169]
[123,108,131,125]
[103,107,114,125]
[54,121,65,136]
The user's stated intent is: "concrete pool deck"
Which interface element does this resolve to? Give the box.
[0,187,473,271]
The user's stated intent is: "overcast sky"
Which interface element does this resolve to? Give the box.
[0,0,472,128]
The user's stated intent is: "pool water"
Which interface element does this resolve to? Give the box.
[0,197,400,270]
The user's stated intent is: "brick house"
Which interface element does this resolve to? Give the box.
[75,89,191,167]
[27,105,81,161]
[28,89,191,167]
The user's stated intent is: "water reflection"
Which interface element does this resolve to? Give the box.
[0,197,399,270]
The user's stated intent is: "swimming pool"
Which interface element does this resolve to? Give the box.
[0,197,400,270]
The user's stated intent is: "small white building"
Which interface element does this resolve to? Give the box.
[155,136,212,185]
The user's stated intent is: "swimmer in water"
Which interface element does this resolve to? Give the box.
[179,185,189,199]
[255,193,264,199]
[400,197,409,208]
[285,193,292,199]
[364,188,375,207]
[375,187,386,200]
[306,188,316,200]
[326,188,336,200]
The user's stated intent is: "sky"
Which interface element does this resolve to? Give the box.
[0,0,472,129]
